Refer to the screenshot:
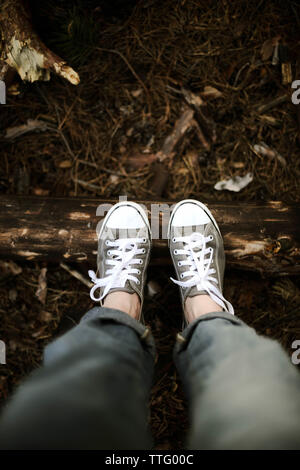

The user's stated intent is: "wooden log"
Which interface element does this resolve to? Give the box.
[0,195,299,276]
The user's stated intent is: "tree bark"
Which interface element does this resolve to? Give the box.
[0,0,79,84]
[0,195,299,276]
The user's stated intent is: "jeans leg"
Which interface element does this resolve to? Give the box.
[174,311,300,449]
[0,307,156,450]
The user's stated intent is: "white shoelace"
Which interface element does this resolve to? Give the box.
[88,237,145,302]
[170,232,234,315]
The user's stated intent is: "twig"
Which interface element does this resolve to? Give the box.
[181,87,216,144]
[257,95,288,114]
[77,159,124,176]
[156,107,194,162]
[77,158,144,178]
[191,119,210,150]
[60,262,92,288]
[56,129,77,160]
[70,175,103,192]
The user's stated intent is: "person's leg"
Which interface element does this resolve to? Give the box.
[168,199,300,449]
[0,201,155,449]
[174,309,300,450]
[0,304,156,450]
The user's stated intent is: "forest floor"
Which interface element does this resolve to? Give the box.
[0,0,300,449]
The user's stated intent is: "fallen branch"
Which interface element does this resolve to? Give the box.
[0,0,79,84]
[0,195,299,276]
[156,107,195,162]
[182,87,217,145]
[4,119,50,139]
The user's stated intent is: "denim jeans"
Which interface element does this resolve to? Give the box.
[0,307,300,449]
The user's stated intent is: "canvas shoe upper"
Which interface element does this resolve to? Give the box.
[168,199,234,322]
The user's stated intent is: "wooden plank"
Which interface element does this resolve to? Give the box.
[0,195,299,276]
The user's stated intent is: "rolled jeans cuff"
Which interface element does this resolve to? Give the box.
[173,311,244,355]
[80,306,156,359]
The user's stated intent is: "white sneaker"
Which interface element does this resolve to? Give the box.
[88,201,151,321]
[168,199,234,325]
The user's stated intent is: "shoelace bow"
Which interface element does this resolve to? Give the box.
[88,237,144,302]
[170,232,234,315]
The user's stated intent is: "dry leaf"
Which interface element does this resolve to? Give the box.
[232,162,245,169]
[200,86,223,99]
[182,87,204,107]
[109,175,119,184]
[33,188,50,196]
[39,310,53,323]
[131,88,143,98]
[214,173,253,192]
[126,152,158,169]
[261,37,279,61]
[58,160,72,169]
[126,127,134,137]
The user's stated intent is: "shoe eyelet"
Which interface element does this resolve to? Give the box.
[178,261,182,267]
[139,259,143,264]
[209,235,213,241]
[137,269,141,274]
[107,250,111,256]
[136,279,140,285]
[172,237,177,243]
[141,248,146,254]
[105,240,110,246]
[174,249,178,255]
[142,238,147,243]
[180,273,184,279]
